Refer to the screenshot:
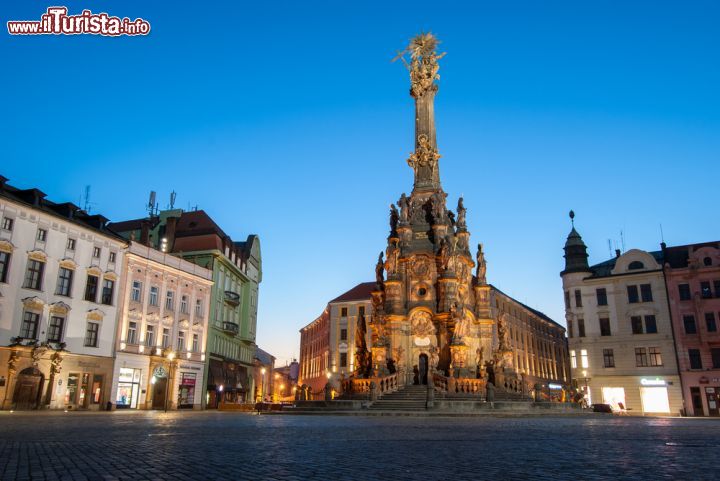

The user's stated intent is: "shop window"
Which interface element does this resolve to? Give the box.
[689,349,702,369]
[116,368,141,409]
[65,373,80,404]
[640,386,670,413]
[596,288,608,306]
[92,375,103,404]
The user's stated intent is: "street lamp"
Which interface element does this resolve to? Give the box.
[260,367,266,403]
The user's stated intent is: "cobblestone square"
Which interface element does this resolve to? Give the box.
[1,412,719,480]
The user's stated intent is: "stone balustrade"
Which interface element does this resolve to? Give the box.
[350,373,399,396]
[431,374,485,397]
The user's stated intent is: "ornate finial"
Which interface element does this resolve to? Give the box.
[569,210,575,226]
[393,32,446,98]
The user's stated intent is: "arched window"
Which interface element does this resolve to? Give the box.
[628,261,644,270]
[703,257,712,266]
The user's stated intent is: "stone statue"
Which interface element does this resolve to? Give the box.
[399,193,409,223]
[410,311,435,336]
[407,134,440,179]
[447,211,455,226]
[437,238,450,273]
[452,304,469,341]
[456,197,466,228]
[497,314,509,351]
[431,192,445,224]
[389,204,399,232]
[385,242,400,276]
[476,243,487,285]
[355,309,371,378]
[429,346,439,371]
[375,251,385,288]
[394,32,447,99]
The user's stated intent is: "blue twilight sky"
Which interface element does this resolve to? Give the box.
[2,1,719,364]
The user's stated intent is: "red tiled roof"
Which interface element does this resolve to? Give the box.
[329,282,376,303]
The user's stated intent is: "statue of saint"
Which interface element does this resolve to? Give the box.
[475,243,487,285]
[398,194,409,223]
[437,238,450,273]
[394,33,447,99]
[389,204,399,232]
[431,192,445,224]
[375,252,385,288]
[497,314,509,351]
[456,197,466,228]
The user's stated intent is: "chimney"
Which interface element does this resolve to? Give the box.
[0,175,7,191]
[165,215,178,252]
[140,220,151,246]
[615,249,621,258]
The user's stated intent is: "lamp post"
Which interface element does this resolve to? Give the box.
[165,351,175,412]
[581,370,591,407]
[260,367,266,403]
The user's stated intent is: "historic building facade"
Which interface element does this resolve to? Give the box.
[0,176,126,410]
[298,307,331,395]
[109,241,212,410]
[110,208,261,408]
[663,241,720,416]
[561,216,682,414]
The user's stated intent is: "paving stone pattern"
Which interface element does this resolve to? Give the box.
[1,411,719,481]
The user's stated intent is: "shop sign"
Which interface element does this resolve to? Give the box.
[180,365,201,371]
[640,378,666,386]
[153,366,168,378]
[699,377,709,384]
[548,383,563,390]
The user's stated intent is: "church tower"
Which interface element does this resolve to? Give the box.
[359,34,496,385]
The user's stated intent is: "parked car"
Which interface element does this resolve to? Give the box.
[592,403,613,413]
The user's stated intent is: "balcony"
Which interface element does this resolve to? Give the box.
[224,290,240,307]
[222,321,240,335]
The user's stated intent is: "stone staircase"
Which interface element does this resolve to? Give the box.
[368,385,428,411]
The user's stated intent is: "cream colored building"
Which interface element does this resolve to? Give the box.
[110,241,212,410]
[561,221,682,415]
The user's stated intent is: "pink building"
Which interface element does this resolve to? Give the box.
[663,241,720,416]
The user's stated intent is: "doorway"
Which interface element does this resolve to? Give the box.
[690,387,704,416]
[152,377,167,410]
[418,354,428,385]
[13,368,44,410]
[705,387,719,416]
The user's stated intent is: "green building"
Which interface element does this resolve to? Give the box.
[110,208,261,407]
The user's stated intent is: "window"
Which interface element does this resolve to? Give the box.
[162,328,170,349]
[580,349,589,368]
[84,322,99,347]
[644,315,658,334]
[688,349,702,369]
[195,299,203,317]
[47,316,64,342]
[101,279,114,305]
[678,284,691,301]
[640,284,653,302]
[628,261,644,270]
[564,291,570,309]
[55,267,73,296]
[599,318,611,336]
[92,246,101,258]
[66,238,76,250]
[0,251,9,283]
[340,328,347,341]
[145,325,155,347]
[631,316,643,334]
[109,252,116,263]
[341,307,348,317]
[180,295,188,314]
[23,259,45,290]
[706,312,717,333]
[701,281,712,299]
[648,347,663,366]
[149,286,158,306]
[36,228,47,242]
[358,306,365,320]
[2,217,13,231]
[715,280,720,298]
[177,331,185,351]
[627,285,639,304]
[635,348,649,367]
[127,322,137,344]
[567,319,574,338]
[712,348,720,369]
[84,274,99,302]
[131,281,142,302]
[596,288,608,306]
[570,350,577,369]
[340,352,348,367]
[192,333,199,352]
[683,315,697,334]
[20,311,40,339]
[704,257,713,267]
[165,291,174,310]
[574,290,582,308]
[603,348,615,368]
[577,318,585,338]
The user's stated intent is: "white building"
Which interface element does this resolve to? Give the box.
[561,218,682,415]
[0,177,126,410]
[110,241,212,409]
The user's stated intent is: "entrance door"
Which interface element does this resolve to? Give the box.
[13,368,44,410]
[705,387,719,417]
[419,354,428,385]
[690,387,704,416]
[152,377,167,410]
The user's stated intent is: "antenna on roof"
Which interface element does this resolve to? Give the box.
[607,239,613,259]
[148,191,158,218]
[620,230,625,253]
[81,185,95,213]
[659,223,665,243]
[169,191,177,209]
